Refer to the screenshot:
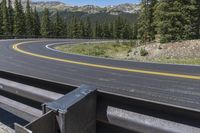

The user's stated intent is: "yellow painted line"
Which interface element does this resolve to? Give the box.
[12,41,200,80]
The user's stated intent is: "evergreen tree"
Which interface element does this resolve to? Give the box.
[190,0,200,38]
[33,7,40,36]
[40,8,51,36]
[54,11,64,36]
[80,20,85,38]
[2,0,9,35]
[114,16,125,39]
[25,0,34,35]
[0,2,3,35]
[109,22,114,38]
[103,23,110,38]
[8,0,14,35]
[84,17,92,38]
[63,22,68,37]
[13,0,21,36]
[133,23,138,39]
[70,16,82,38]
[138,0,157,42]
[154,0,186,42]
[153,0,200,42]
[180,0,198,39]
[94,21,99,38]
[123,23,132,39]
[97,24,104,38]
[196,0,200,38]
[19,0,26,34]
[13,0,25,36]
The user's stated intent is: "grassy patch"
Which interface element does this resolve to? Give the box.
[55,41,136,58]
[55,41,200,66]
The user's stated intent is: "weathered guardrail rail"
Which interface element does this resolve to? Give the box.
[0,70,200,133]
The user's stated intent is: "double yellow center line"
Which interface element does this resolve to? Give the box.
[12,41,200,80]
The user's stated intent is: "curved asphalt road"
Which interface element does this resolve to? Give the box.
[0,39,200,110]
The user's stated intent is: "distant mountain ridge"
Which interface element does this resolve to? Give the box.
[4,0,139,25]
[30,1,140,15]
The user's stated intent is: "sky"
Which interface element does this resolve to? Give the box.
[35,0,141,6]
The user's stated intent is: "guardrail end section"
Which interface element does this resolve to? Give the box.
[15,84,97,133]
[44,84,97,133]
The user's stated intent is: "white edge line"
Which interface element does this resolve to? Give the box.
[45,41,200,67]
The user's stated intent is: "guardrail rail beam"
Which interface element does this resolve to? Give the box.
[15,85,97,133]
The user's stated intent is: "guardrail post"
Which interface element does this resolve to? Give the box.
[44,85,97,133]
[15,85,97,133]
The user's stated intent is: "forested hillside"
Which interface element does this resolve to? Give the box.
[1,0,200,43]
[138,0,200,43]
[0,0,138,39]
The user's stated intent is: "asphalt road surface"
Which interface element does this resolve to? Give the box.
[0,39,200,111]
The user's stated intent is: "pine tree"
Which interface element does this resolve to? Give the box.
[40,8,51,37]
[190,0,200,39]
[114,16,124,39]
[63,22,68,37]
[103,23,110,38]
[8,0,14,35]
[109,22,114,39]
[94,21,99,38]
[13,0,20,36]
[138,0,157,43]
[70,16,82,38]
[80,20,85,38]
[98,24,104,38]
[13,0,25,36]
[19,0,26,34]
[2,0,9,35]
[133,23,138,39]
[25,0,34,35]
[196,0,200,38]
[154,0,186,42]
[179,0,198,40]
[0,2,3,35]
[54,11,64,36]
[123,23,132,39]
[33,7,40,36]
[84,17,92,38]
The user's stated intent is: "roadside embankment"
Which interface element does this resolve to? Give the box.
[55,40,200,65]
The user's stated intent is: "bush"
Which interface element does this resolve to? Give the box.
[140,48,148,56]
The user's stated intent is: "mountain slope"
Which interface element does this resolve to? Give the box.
[31,1,140,14]
[32,1,139,24]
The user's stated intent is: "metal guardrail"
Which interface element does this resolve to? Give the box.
[0,70,200,133]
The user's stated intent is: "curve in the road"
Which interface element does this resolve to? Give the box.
[13,41,200,80]
[0,39,199,111]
